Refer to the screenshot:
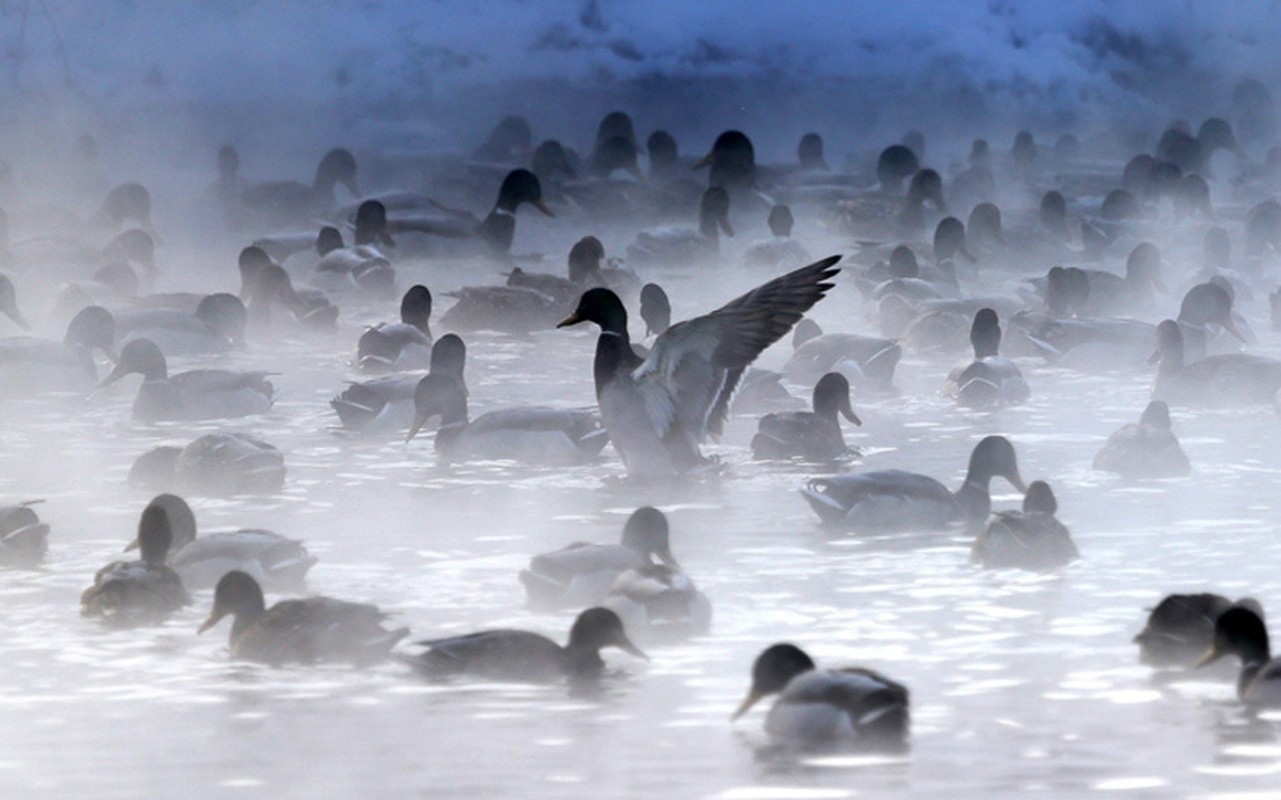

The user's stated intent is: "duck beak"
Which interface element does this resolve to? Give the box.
[657,548,681,570]
[627,163,645,182]
[719,216,735,237]
[556,311,583,329]
[379,229,396,248]
[197,607,227,635]
[691,153,714,171]
[1153,275,1169,294]
[343,178,360,198]
[123,537,140,553]
[1147,348,1161,365]
[1222,316,1247,343]
[842,397,862,426]
[1007,471,1027,494]
[3,304,30,331]
[616,634,648,661]
[533,198,556,218]
[405,412,427,444]
[731,689,764,721]
[96,362,128,390]
[1194,644,1223,669]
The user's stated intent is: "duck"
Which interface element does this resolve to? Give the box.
[604,562,712,644]
[127,432,286,496]
[240,249,339,332]
[406,374,607,465]
[519,506,679,611]
[943,308,1029,408]
[782,318,901,392]
[332,334,467,433]
[639,282,671,338]
[625,187,733,270]
[97,338,275,421]
[354,285,432,373]
[751,373,861,461]
[0,502,49,568]
[240,148,359,228]
[693,130,757,192]
[1134,594,1260,668]
[198,571,406,665]
[404,606,646,683]
[1195,605,1281,707]
[0,274,31,330]
[971,481,1078,571]
[742,204,812,272]
[80,503,191,625]
[801,434,1026,532]
[311,200,397,296]
[1176,281,1249,359]
[125,494,314,592]
[112,293,247,355]
[0,305,116,396]
[557,256,841,478]
[1150,319,1281,408]
[392,168,553,257]
[732,643,909,750]
[507,236,640,306]
[1093,401,1190,478]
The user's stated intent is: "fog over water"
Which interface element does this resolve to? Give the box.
[2,2,1281,798]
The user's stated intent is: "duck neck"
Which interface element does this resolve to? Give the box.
[562,643,606,677]
[433,395,470,454]
[229,599,266,645]
[593,331,635,399]
[954,480,991,532]
[477,210,516,255]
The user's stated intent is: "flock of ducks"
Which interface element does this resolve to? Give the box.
[4,92,1281,756]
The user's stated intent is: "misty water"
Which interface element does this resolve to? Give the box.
[3,2,1281,799]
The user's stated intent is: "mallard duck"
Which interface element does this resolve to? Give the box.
[943,308,1029,408]
[128,432,286,496]
[604,562,712,644]
[354,285,432,373]
[406,374,606,465]
[0,305,116,395]
[0,502,49,567]
[557,256,840,478]
[751,373,861,461]
[332,334,466,433]
[732,643,909,750]
[742,205,812,271]
[405,607,646,683]
[639,283,670,337]
[783,319,900,392]
[97,339,274,421]
[239,248,339,332]
[199,571,406,665]
[312,201,397,296]
[113,294,246,355]
[971,481,1078,571]
[625,187,732,269]
[81,504,190,625]
[125,494,314,592]
[240,148,359,227]
[1093,401,1190,478]
[1134,594,1259,668]
[801,435,1026,532]
[392,169,553,257]
[1196,606,1281,707]
[693,130,756,191]
[1151,319,1281,408]
[519,506,678,610]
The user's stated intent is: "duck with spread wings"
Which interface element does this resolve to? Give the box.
[557,256,841,478]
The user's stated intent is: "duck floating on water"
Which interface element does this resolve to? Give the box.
[732,643,909,751]
[751,372,861,461]
[198,571,406,665]
[97,338,275,421]
[943,308,1029,408]
[1093,401,1190,479]
[0,502,49,568]
[1135,594,1260,668]
[801,435,1026,532]
[557,256,841,478]
[355,285,432,373]
[1150,319,1281,408]
[81,504,190,626]
[1196,605,1281,707]
[129,432,285,496]
[332,334,466,434]
[405,606,646,683]
[971,481,1078,571]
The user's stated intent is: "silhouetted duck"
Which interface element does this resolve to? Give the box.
[97,338,275,421]
[240,148,359,227]
[129,432,286,496]
[1151,320,1281,408]
[1093,401,1190,478]
[943,309,1029,408]
[332,335,466,433]
[355,285,432,373]
[0,502,49,568]
[751,373,861,460]
[1196,606,1281,707]
[1135,594,1258,668]
[81,504,190,625]
[972,481,1078,571]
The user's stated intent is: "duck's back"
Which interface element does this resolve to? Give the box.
[1093,422,1190,478]
[410,629,567,681]
[767,668,910,748]
[233,597,404,664]
[170,530,314,591]
[752,411,844,460]
[81,561,190,624]
[973,511,1078,571]
[802,470,955,528]
[1159,354,1281,407]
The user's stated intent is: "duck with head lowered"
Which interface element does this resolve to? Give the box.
[392,168,554,258]
[240,147,359,228]
[802,435,1026,533]
[97,338,275,421]
[751,372,861,461]
[557,256,841,479]
[1196,605,1281,707]
[943,308,1029,408]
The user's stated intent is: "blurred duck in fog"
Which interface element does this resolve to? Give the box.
[1093,401,1190,479]
[405,374,606,465]
[81,504,190,626]
[97,338,275,421]
[0,274,30,331]
[971,481,1078,571]
[1196,605,1281,708]
[239,148,359,228]
[751,373,861,461]
[732,643,909,751]
[558,256,840,478]
[111,293,246,355]
[0,305,116,395]
[239,246,339,332]
[943,308,1029,408]
[604,560,712,644]
[1150,319,1281,408]
[520,506,679,611]
[802,435,1026,532]
[0,502,49,568]
[199,571,406,665]
[405,606,646,683]
[129,432,286,496]
[126,494,313,592]
[1135,593,1261,668]
[507,236,641,306]
[354,285,432,373]
[782,319,900,392]
[742,204,812,271]
[333,334,466,433]
[389,168,553,257]
[311,200,397,297]
[625,186,732,269]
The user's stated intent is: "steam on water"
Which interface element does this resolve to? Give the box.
[2,2,1281,798]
